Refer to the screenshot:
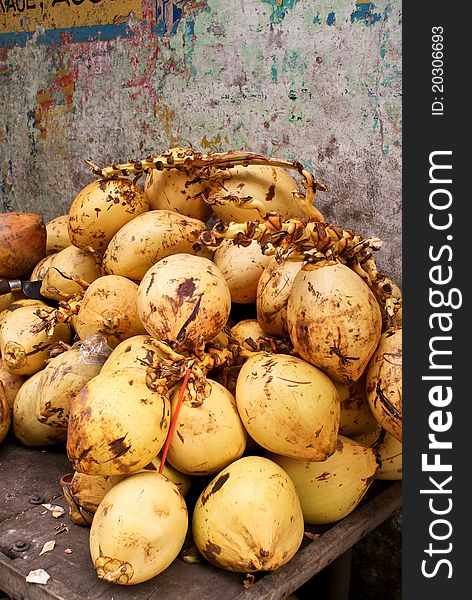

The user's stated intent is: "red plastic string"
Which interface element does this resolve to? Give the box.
[159,368,192,473]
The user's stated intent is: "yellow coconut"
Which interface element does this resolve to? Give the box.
[100,334,166,375]
[68,178,149,254]
[70,472,124,516]
[46,214,71,254]
[36,341,107,427]
[256,257,304,336]
[269,436,379,524]
[0,382,11,444]
[139,454,192,497]
[40,245,102,301]
[287,261,382,383]
[366,327,402,441]
[102,209,212,281]
[137,254,231,352]
[29,253,57,282]
[375,431,402,480]
[230,319,267,347]
[167,379,247,476]
[67,369,170,475]
[73,275,147,348]
[0,358,24,408]
[13,372,67,447]
[206,165,306,223]
[334,376,379,437]
[192,456,304,572]
[236,353,339,461]
[144,150,212,221]
[90,472,188,585]
[213,240,272,304]
[0,305,71,376]
[0,292,16,313]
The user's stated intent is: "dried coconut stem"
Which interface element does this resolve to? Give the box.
[86,150,325,221]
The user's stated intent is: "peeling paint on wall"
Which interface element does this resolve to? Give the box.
[0,0,402,283]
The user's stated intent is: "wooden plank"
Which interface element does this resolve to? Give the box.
[231,482,402,600]
[0,494,245,600]
[0,441,402,600]
[0,439,71,523]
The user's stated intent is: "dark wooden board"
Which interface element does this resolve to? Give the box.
[0,439,71,524]
[0,441,402,600]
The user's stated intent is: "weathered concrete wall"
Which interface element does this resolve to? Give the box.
[0,0,402,284]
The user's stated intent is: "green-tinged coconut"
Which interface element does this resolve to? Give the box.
[67,369,170,475]
[0,305,71,376]
[100,335,166,375]
[46,215,71,254]
[40,245,102,301]
[137,254,231,352]
[334,376,379,437]
[236,353,339,461]
[0,382,11,444]
[167,379,246,476]
[90,472,188,585]
[73,275,147,348]
[30,253,57,282]
[269,436,379,524]
[206,165,305,223]
[144,149,212,221]
[68,178,149,254]
[213,240,272,304]
[366,327,402,441]
[36,339,107,427]
[0,358,25,408]
[13,372,67,447]
[102,210,212,281]
[287,261,382,383]
[256,257,304,336]
[192,456,304,572]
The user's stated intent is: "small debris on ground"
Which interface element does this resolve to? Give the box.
[39,540,55,556]
[26,569,50,584]
[41,504,65,518]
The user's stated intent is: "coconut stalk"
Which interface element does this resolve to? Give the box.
[85,149,325,221]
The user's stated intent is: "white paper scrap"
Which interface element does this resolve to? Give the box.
[39,540,55,555]
[41,504,65,518]
[26,569,50,584]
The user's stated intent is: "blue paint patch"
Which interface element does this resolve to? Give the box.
[156,0,183,36]
[0,24,133,48]
[326,12,336,26]
[350,2,382,26]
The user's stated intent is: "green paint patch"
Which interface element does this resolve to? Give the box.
[261,0,302,25]
[271,56,278,83]
[312,13,321,25]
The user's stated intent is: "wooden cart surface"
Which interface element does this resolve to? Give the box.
[0,441,402,600]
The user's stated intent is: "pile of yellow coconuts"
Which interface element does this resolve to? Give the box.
[0,148,402,586]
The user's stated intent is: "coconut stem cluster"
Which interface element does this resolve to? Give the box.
[86,149,325,221]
